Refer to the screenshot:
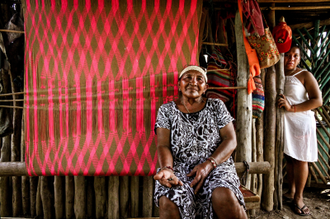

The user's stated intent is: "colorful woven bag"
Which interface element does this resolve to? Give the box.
[206,48,237,116]
[247,15,280,69]
[252,75,264,119]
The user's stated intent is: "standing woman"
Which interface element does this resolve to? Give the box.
[153,66,247,218]
[278,45,322,216]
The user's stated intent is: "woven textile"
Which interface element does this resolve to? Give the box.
[24,0,201,176]
[252,75,264,119]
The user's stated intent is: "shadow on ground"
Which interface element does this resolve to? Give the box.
[250,187,330,219]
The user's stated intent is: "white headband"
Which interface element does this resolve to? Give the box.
[179,66,207,82]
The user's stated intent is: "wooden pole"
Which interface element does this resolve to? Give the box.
[250,119,257,216]
[40,176,53,219]
[94,176,106,218]
[262,6,276,212]
[30,177,38,217]
[120,176,130,218]
[0,63,12,216]
[256,70,265,197]
[274,54,285,210]
[263,66,276,212]
[74,176,86,218]
[36,177,43,217]
[130,176,140,218]
[234,10,252,187]
[21,110,29,217]
[0,136,11,216]
[54,176,64,219]
[142,176,154,217]
[9,65,23,217]
[65,176,74,219]
[108,176,120,219]
[86,177,94,218]
[22,175,30,217]
[0,161,272,176]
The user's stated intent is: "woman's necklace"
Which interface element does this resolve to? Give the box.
[182,101,191,113]
[181,98,205,114]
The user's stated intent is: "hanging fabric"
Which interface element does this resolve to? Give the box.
[238,0,261,94]
[24,0,202,176]
[252,75,264,119]
[203,11,237,116]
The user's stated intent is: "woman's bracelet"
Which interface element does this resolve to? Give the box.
[160,166,174,173]
[207,157,217,169]
[293,105,296,113]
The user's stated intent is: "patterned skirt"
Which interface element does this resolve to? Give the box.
[154,157,245,219]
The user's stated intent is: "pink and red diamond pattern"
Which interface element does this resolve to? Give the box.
[24,0,201,176]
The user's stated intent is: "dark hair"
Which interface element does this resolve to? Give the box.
[290,43,301,52]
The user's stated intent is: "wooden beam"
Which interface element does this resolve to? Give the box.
[258,0,330,2]
[261,6,330,10]
[202,42,228,47]
[0,161,271,176]
[209,0,330,3]
[0,162,27,175]
[290,18,330,31]
[235,161,271,174]
[0,29,24,34]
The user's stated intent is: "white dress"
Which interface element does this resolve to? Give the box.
[283,70,318,162]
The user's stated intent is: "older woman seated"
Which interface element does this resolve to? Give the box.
[153,65,247,219]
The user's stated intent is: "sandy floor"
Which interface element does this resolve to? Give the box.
[250,187,330,219]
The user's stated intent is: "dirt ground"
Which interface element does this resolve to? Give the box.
[251,187,330,219]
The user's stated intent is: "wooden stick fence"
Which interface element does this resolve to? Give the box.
[0,161,271,177]
[0,161,271,218]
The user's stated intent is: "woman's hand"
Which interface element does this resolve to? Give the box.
[187,161,213,194]
[154,169,183,188]
[277,94,293,112]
